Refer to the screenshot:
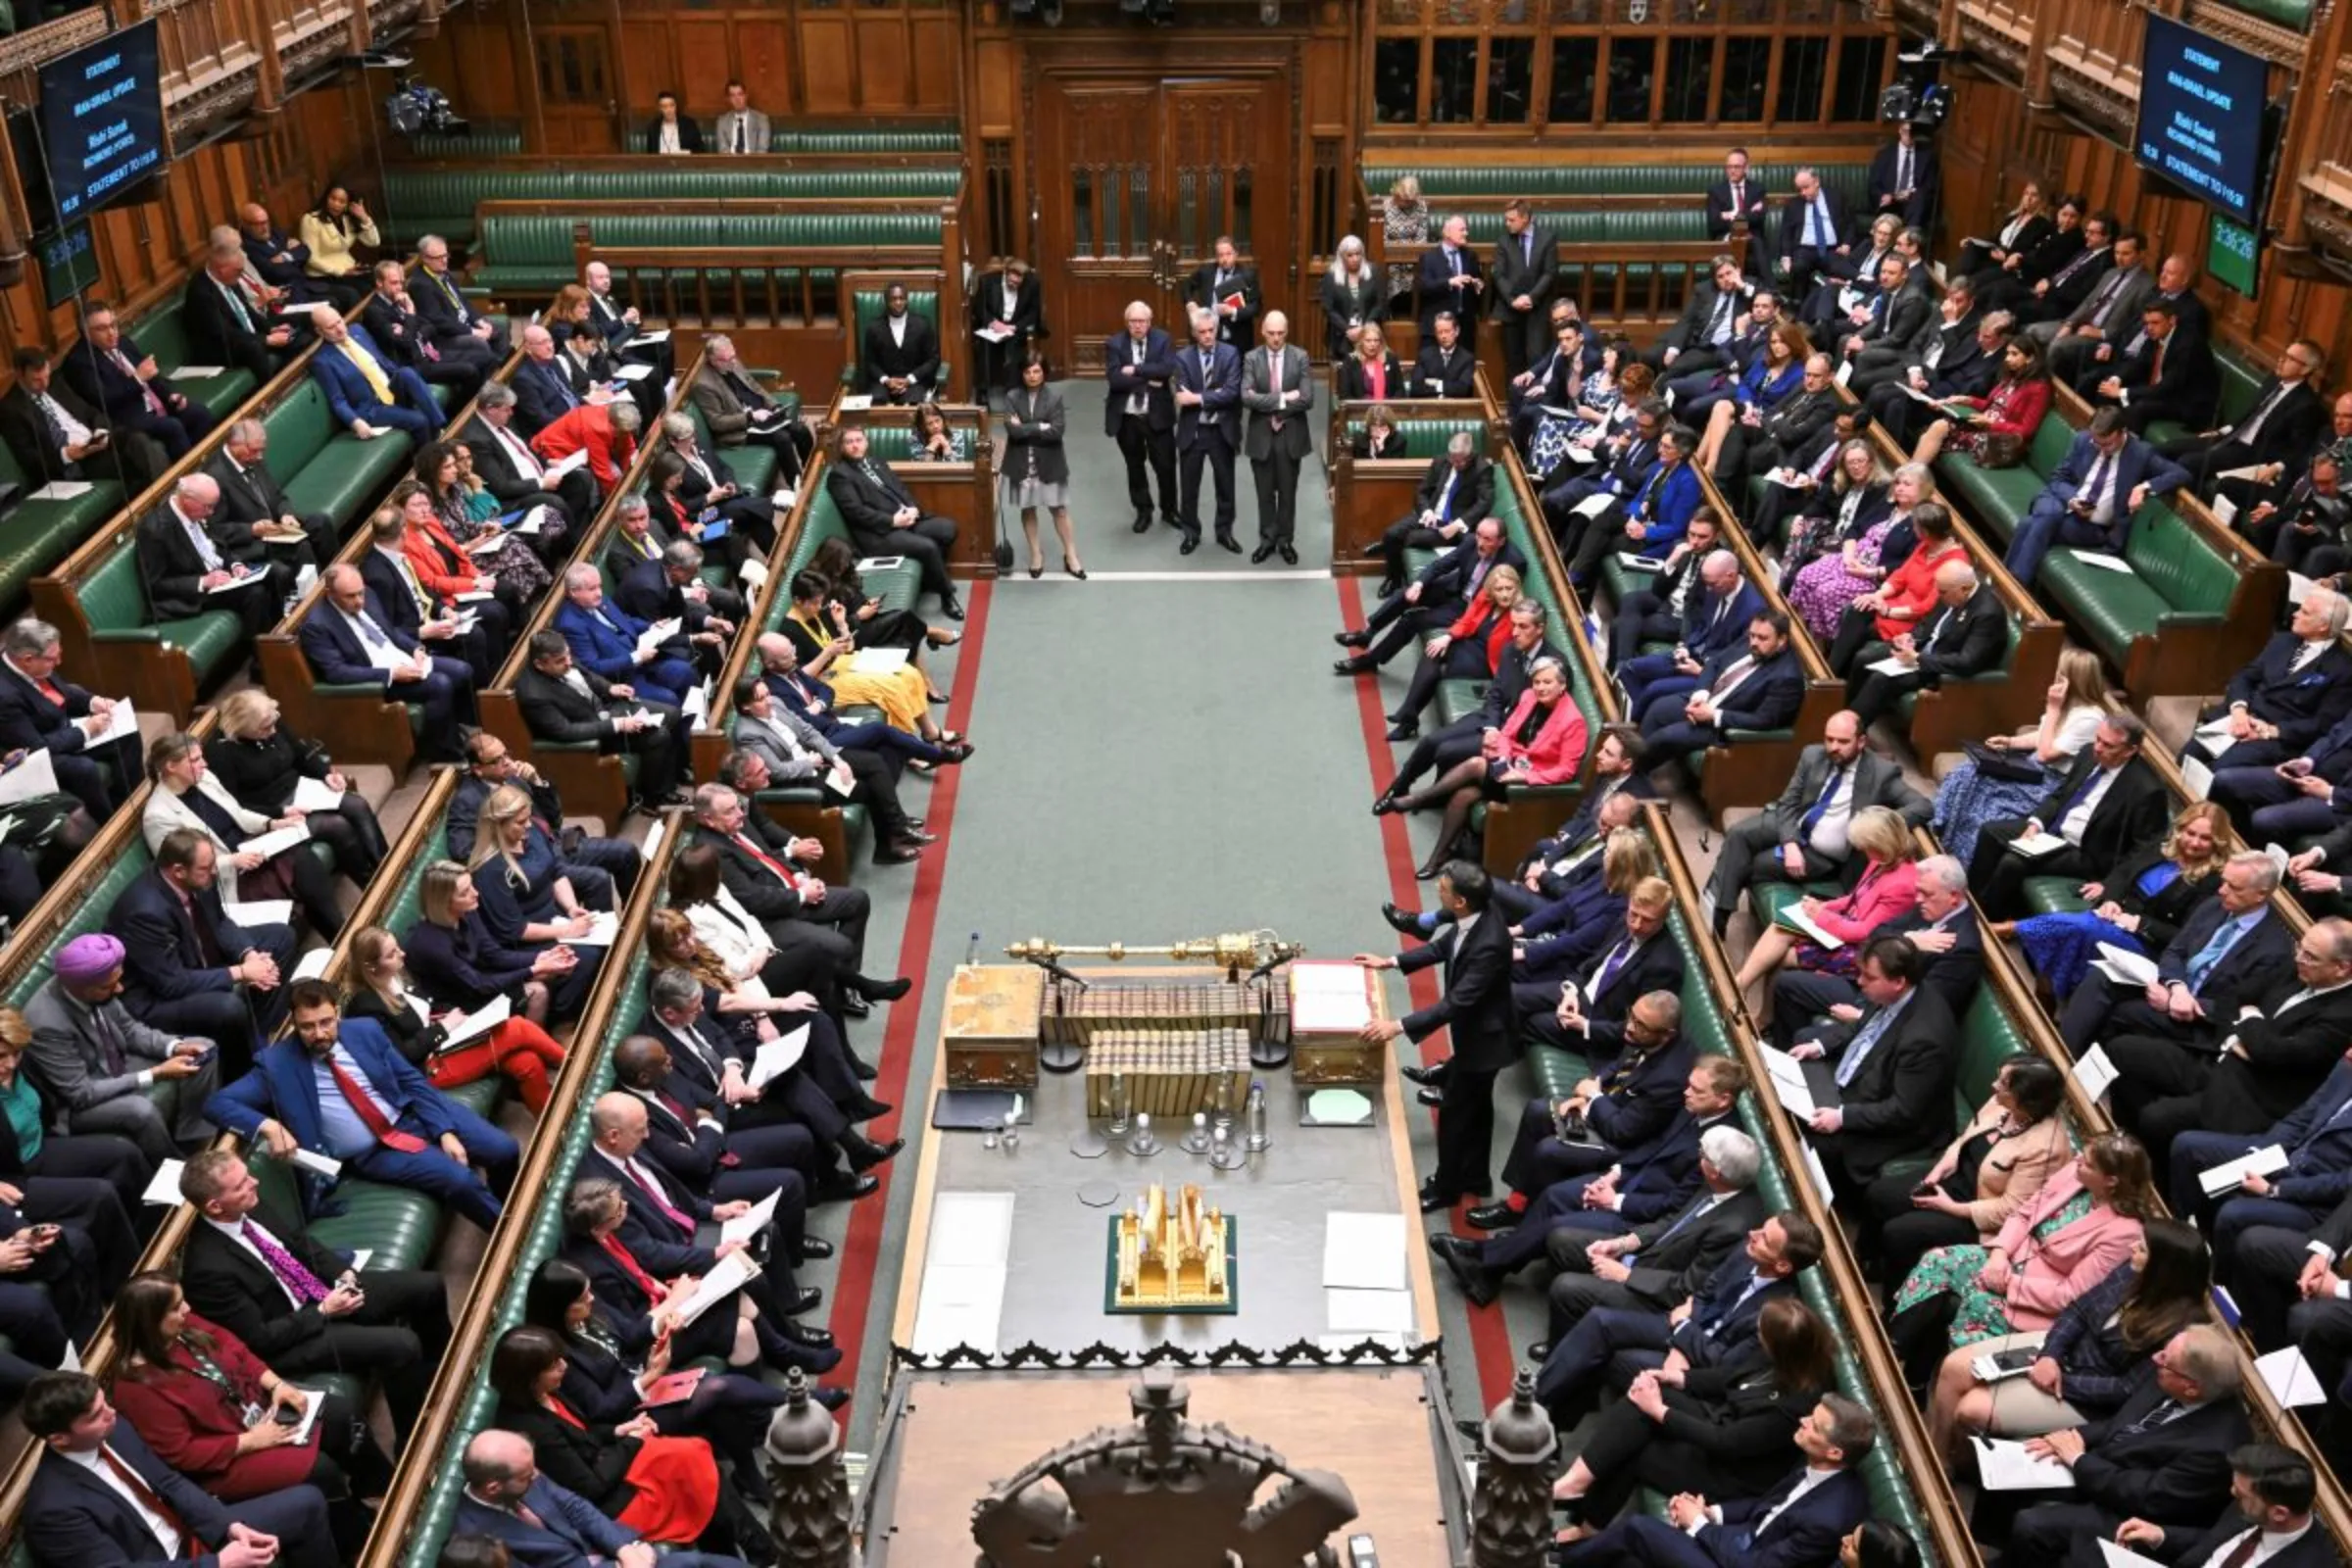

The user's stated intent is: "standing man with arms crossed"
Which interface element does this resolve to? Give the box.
[1242,312,1313,565]
[1172,308,1244,556]
[1103,301,1179,536]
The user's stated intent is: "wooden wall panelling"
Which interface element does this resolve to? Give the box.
[670,18,738,105]
[854,14,911,109]
[800,15,857,114]
[910,12,960,111]
[734,19,795,109]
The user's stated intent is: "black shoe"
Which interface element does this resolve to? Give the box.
[1399,1063,1446,1087]
[1132,514,1153,533]
[899,829,941,846]
[811,1386,851,1410]
[1334,655,1373,675]
[839,994,872,1020]
[849,1054,880,1082]
[1372,793,1403,816]
[1215,532,1243,555]
[1465,1201,1516,1231]
[1387,719,1419,742]
[1528,1341,1552,1361]
[847,1097,894,1120]
[789,1287,825,1317]
[1431,1235,1499,1307]
[1028,564,1044,579]
[1382,901,1420,934]
[905,816,926,829]
[1251,543,1277,564]
[1181,534,1200,555]
[1417,1180,1457,1214]
[1416,1087,1444,1107]
[860,975,914,1004]
[1336,629,1371,649]
[1161,514,1181,531]
[1278,544,1298,564]
[797,1236,836,1260]
[1414,858,1444,882]
[940,597,965,621]
[847,1135,905,1172]
[875,843,923,864]
[814,1171,882,1202]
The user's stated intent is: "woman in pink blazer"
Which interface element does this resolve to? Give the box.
[1886,1131,2153,1390]
[1735,806,1920,996]
[1385,657,1589,880]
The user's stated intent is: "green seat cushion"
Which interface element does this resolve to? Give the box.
[0,443,122,609]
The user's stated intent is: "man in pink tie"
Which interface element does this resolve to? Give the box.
[62,302,217,461]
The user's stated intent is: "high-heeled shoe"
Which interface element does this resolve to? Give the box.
[1372,792,1404,816]
[1065,562,1088,579]
[1028,564,1044,579]
[1413,855,1446,881]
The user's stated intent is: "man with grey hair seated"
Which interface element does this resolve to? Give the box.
[133,472,279,634]
[184,224,300,379]
[2057,849,2293,1061]
[0,616,141,820]
[616,541,736,683]
[1773,853,1984,1050]
[2185,585,2352,771]
[456,1428,755,1568]
[691,331,810,477]
[463,380,593,525]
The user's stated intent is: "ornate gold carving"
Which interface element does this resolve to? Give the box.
[0,7,110,75]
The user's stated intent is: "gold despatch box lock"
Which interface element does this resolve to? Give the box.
[942,963,1045,1088]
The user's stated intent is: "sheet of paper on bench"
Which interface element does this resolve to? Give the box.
[2068,551,2135,574]
[857,557,906,573]
[1866,655,1916,677]
[2008,830,2071,858]
[28,481,94,500]
[239,823,313,859]
[634,328,671,344]
[669,1250,758,1328]
[2093,942,2160,987]
[747,1024,811,1090]
[612,364,655,382]
[172,366,227,379]
[719,1185,783,1248]
[848,648,909,674]
[2073,1043,2120,1103]
[288,1149,343,1180]
[2198,1143,2290,1199]
[544,449,591,481]
[441,994,513,1052]
[1324,1213,1408,1291]
[565,911,621,948]
[224,900,294,927]
[2180,754,2215,800]
[1573,494,1615,518]
[0,750,57,808]
[1760,1046,1818,1117]
[289,776,344,812]
[2257,1345,2328,1406]
[1973,1437,2076,1491]
[1291,960,1373,1033]
[143,1158,186,1205]
[1617,554,1670,573]
[293,949,334,982]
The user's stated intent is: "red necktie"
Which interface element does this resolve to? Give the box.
[598,1232,664,1299]
[101,1446,197,1554]
[327,1057,430,1152]
[2149,337,2164,384]
[625,1157,695,1233]
[2213,1531,2262,1568]
[731,831,800,887]
[35,679,63,705]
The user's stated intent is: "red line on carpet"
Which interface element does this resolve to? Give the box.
[826,576,993,1404]
[1336,578,1515,1418]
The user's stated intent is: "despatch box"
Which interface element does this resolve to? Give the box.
[942,964,1045,1088]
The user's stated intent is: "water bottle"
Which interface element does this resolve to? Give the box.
[1108,1072,1131,1135]
[1246,1079,1270,1152]
[964,931,981,968]
[1000,1108,1020,1154]
[1182,1111,1211,1155]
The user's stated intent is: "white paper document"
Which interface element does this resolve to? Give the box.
[2256,1345,2328,1406]
[2007,830,2072,858]
[1759,1046,1820,1117]
[719,1186,782,1248]
[440,994,513,1051]
[85,700,138,750]
[1291,960,1374,1033]
[2180,755,2215,800]
[848,648,909,674]
[143,1158,187,1205]
[747,1024,812,1089]
[670,1250,758,1328]
[612,364,655,382]
[2065,550,2134,574]
[464,533,508,555]
[856,556,906,573]
[544,449,591,480]
[289,776,345,811]
[635,618,683,659]
[1615,554,1670,573]
[2073,1043,2120,1102]
[1834,361,1854,388]
[2198,1143,2290,1199]
[639,821,665,864]
[635,329,672,344]
[206,571,265,595]
[837,395,873,412]
[1326,1287,1416,1335]
[29,481,94,501]
[1972,1437,2076,1491]
[564,911,622,947]
[223,900,294,927]
[2092,942,2159,986]
[0,750,56,808]
[238,823,313,859]
[293,949,334,982]
[284,1387,328,1445]
[1775,903,1844,949]
[976,322,1016,344]
[288,1149,343,1180]
[740,558,770,590]
[1323,1213,1408,1291]
[682,684,710,724]
[1572,494,1615,519]
[1866,655,1917,677]
[172,365,226,379]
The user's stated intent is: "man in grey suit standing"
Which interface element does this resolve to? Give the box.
[1242,311,1314,565]
[712,80,770,156]
[22,933,218,1166]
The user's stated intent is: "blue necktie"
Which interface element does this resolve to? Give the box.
[1650,1190,1712,1247]
[2186,916,2246,994]
[2056,764,2107,821]
[1836,1001,1901,1088]
[1800,764,1847,840]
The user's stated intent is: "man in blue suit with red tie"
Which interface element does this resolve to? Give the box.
[22,1371,339,1568]
[552,564,696,709]
[205,980,516,1226]
[306,306,440,442]
[1556,1395,1875,1568]
[455,1428,752,1568]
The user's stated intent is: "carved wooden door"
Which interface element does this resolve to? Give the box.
[1032,65,1294,374]
[530,25,622,155]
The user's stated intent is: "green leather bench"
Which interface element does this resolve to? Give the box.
[844,288,949,392]
[266,378,449,526]
[407,125,527,160]
[770,128,959,155]
[76,531,247,692]
[381,168,960,249]
[1932,413,2077,545]
[134,295,264,423]
[0,446,125,612]
[2036,503,2236,674]
[2141,344,2264,450]
[474,213,945,296]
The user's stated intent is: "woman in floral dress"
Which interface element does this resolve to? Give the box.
[1786,462,1936,640]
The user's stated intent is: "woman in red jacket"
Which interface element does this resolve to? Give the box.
[395,479,508,609]
[108,1272,391,1558]
[1734,806,1921,1000]
[1381,656,1589,879]
[1910,335,2055,467]
[1826,502,1966,669]
[1385,564,1527,740]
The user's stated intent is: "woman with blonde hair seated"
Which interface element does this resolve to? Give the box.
[406,858,592,1027]
[143,730,346,940]
[1736,806,1919,997]
[1931,646,2111,861]
[346,923,567,1111]
[1385,564,1526,740]
[1338,321,1406,403]
[205,688,385,891]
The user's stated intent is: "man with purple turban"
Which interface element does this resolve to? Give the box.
[21,933,218,1166]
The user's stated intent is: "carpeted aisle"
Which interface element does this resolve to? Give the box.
[828,380,1519,1449]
